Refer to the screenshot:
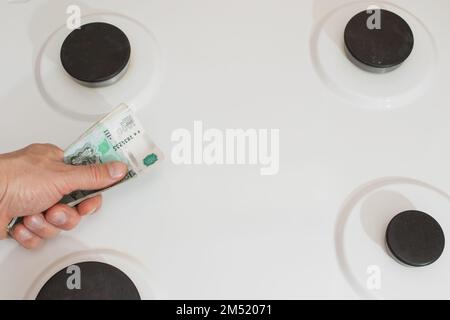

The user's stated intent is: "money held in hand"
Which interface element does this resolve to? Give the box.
[60,103,163,206]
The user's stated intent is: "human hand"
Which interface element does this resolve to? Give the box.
[0,144,128,248]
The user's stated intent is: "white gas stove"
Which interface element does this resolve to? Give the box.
[1,0,450,300]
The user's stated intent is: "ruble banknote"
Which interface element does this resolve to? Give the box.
[60,103,163,206]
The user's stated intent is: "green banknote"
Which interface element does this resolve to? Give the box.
[60,103,164,206]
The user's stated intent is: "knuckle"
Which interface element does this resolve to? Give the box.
[24,143,62,158]
[51,210,80,231]
[24,143,41,153]
[87,165,104,184]
[45,144,63,155]
[13,227,42,249]
[27,143,42,149]
[23,216,35,230]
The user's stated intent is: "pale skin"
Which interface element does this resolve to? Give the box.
[0,144,128,249]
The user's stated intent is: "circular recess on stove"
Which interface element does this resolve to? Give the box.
[310,2,437,109]
[386,211,445,267]
[36,261,140,300]
[35,13,162,120]
[24,249,161,300]
[335,177,450,299]
[344,9,414,73]
[60,22,131,87]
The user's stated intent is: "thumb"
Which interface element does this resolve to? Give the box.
[63,162,128,192]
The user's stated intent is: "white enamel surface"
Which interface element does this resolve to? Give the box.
[1,0,450,299]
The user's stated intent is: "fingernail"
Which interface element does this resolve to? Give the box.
[28,215,44,230]
[50,211,67,226]
[18,228,33,241]
[107,162,127,179]
[86,207,97,216]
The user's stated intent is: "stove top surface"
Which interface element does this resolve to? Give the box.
[1,0,450,299]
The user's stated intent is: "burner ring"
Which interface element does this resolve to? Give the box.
[36,13,162,119]
[60,22,131,87]
[344,9,414,73]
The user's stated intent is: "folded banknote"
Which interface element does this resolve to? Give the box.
[61,103,164,206]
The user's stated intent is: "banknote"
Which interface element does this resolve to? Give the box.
[7,104,163,235]
[60,103,164,206]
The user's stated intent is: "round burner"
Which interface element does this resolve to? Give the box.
[386,211,445,267]
[60,22,131,87]
[36,261,141,300]
[344,9,414,73]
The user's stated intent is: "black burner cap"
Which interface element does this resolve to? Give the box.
[36,262,141,300]
[386,211,445,267]
[344,9,414,73]
[60,22,131,86]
